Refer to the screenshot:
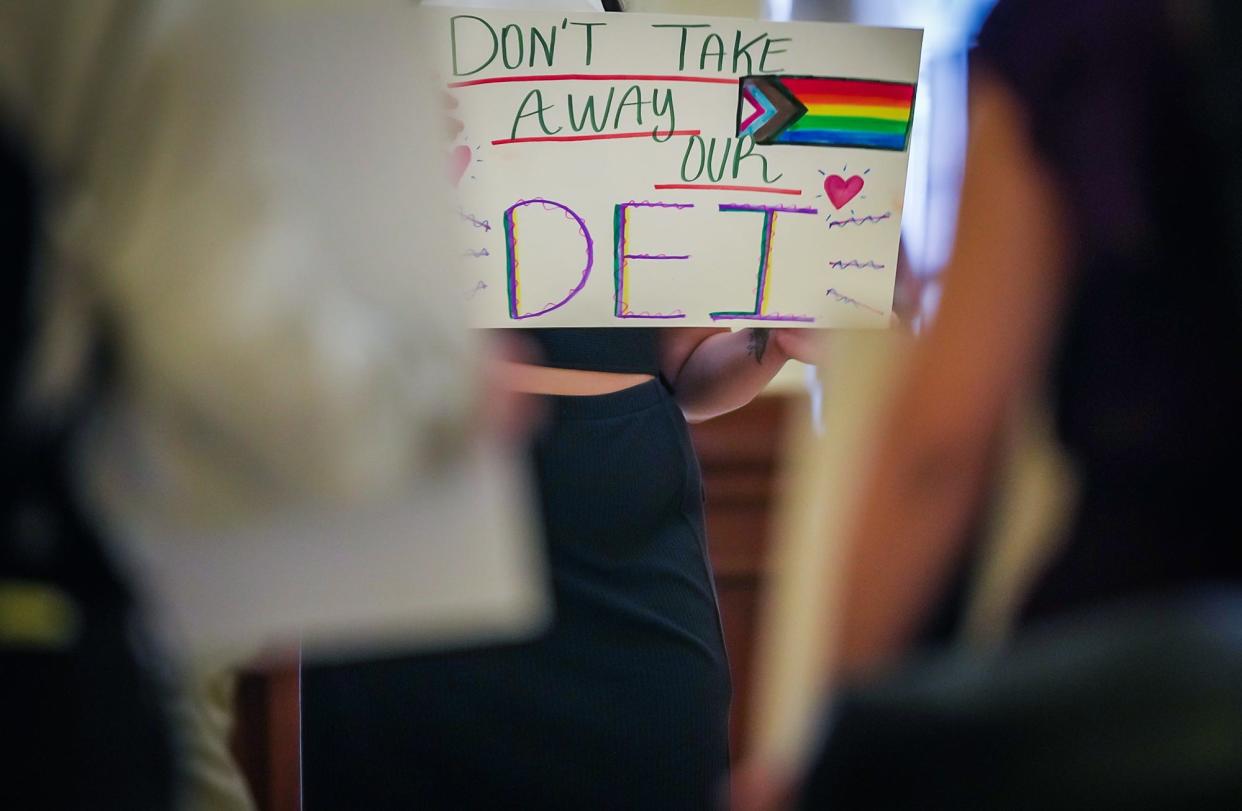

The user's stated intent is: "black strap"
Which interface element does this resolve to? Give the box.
[602,0,624,12]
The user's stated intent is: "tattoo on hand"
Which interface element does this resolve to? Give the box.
[748,328,771,364]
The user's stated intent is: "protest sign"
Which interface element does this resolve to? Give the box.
[427,7,922,327]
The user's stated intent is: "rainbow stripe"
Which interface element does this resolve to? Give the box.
[777,77,915,150]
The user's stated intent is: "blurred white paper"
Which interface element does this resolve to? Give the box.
[0,2,548,659]
[125,444,546,660]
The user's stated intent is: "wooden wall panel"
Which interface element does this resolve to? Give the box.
[693,394,794,759]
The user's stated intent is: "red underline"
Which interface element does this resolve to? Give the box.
[492,129,700,146]
[653,183,804,196]
[450,73,738,89]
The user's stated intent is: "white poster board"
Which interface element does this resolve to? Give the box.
[77,5,547,662]
[423,7,922,327]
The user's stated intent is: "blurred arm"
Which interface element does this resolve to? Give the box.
[661,327,792,423]
[832,75,1070,678]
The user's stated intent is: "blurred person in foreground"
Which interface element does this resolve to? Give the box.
[0,2,523,809]
[2,91,176,811]
[739,0,1242,807]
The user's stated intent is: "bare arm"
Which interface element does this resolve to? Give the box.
[832,75,1071,679]
[661,327,794,423]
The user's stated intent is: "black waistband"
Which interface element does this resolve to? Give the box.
[537,378,670,420]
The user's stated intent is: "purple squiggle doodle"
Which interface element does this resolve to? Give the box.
[827,211,892,229]
[828,259,885,269]
[825,287,886,316]
[458,209,492,232]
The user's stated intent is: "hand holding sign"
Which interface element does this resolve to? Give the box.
[771,328,824,365]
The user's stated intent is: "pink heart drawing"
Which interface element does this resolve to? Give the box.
[824,174,864,209]
[447,145,471,188]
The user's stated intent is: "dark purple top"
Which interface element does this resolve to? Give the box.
[973,0,1242,622]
